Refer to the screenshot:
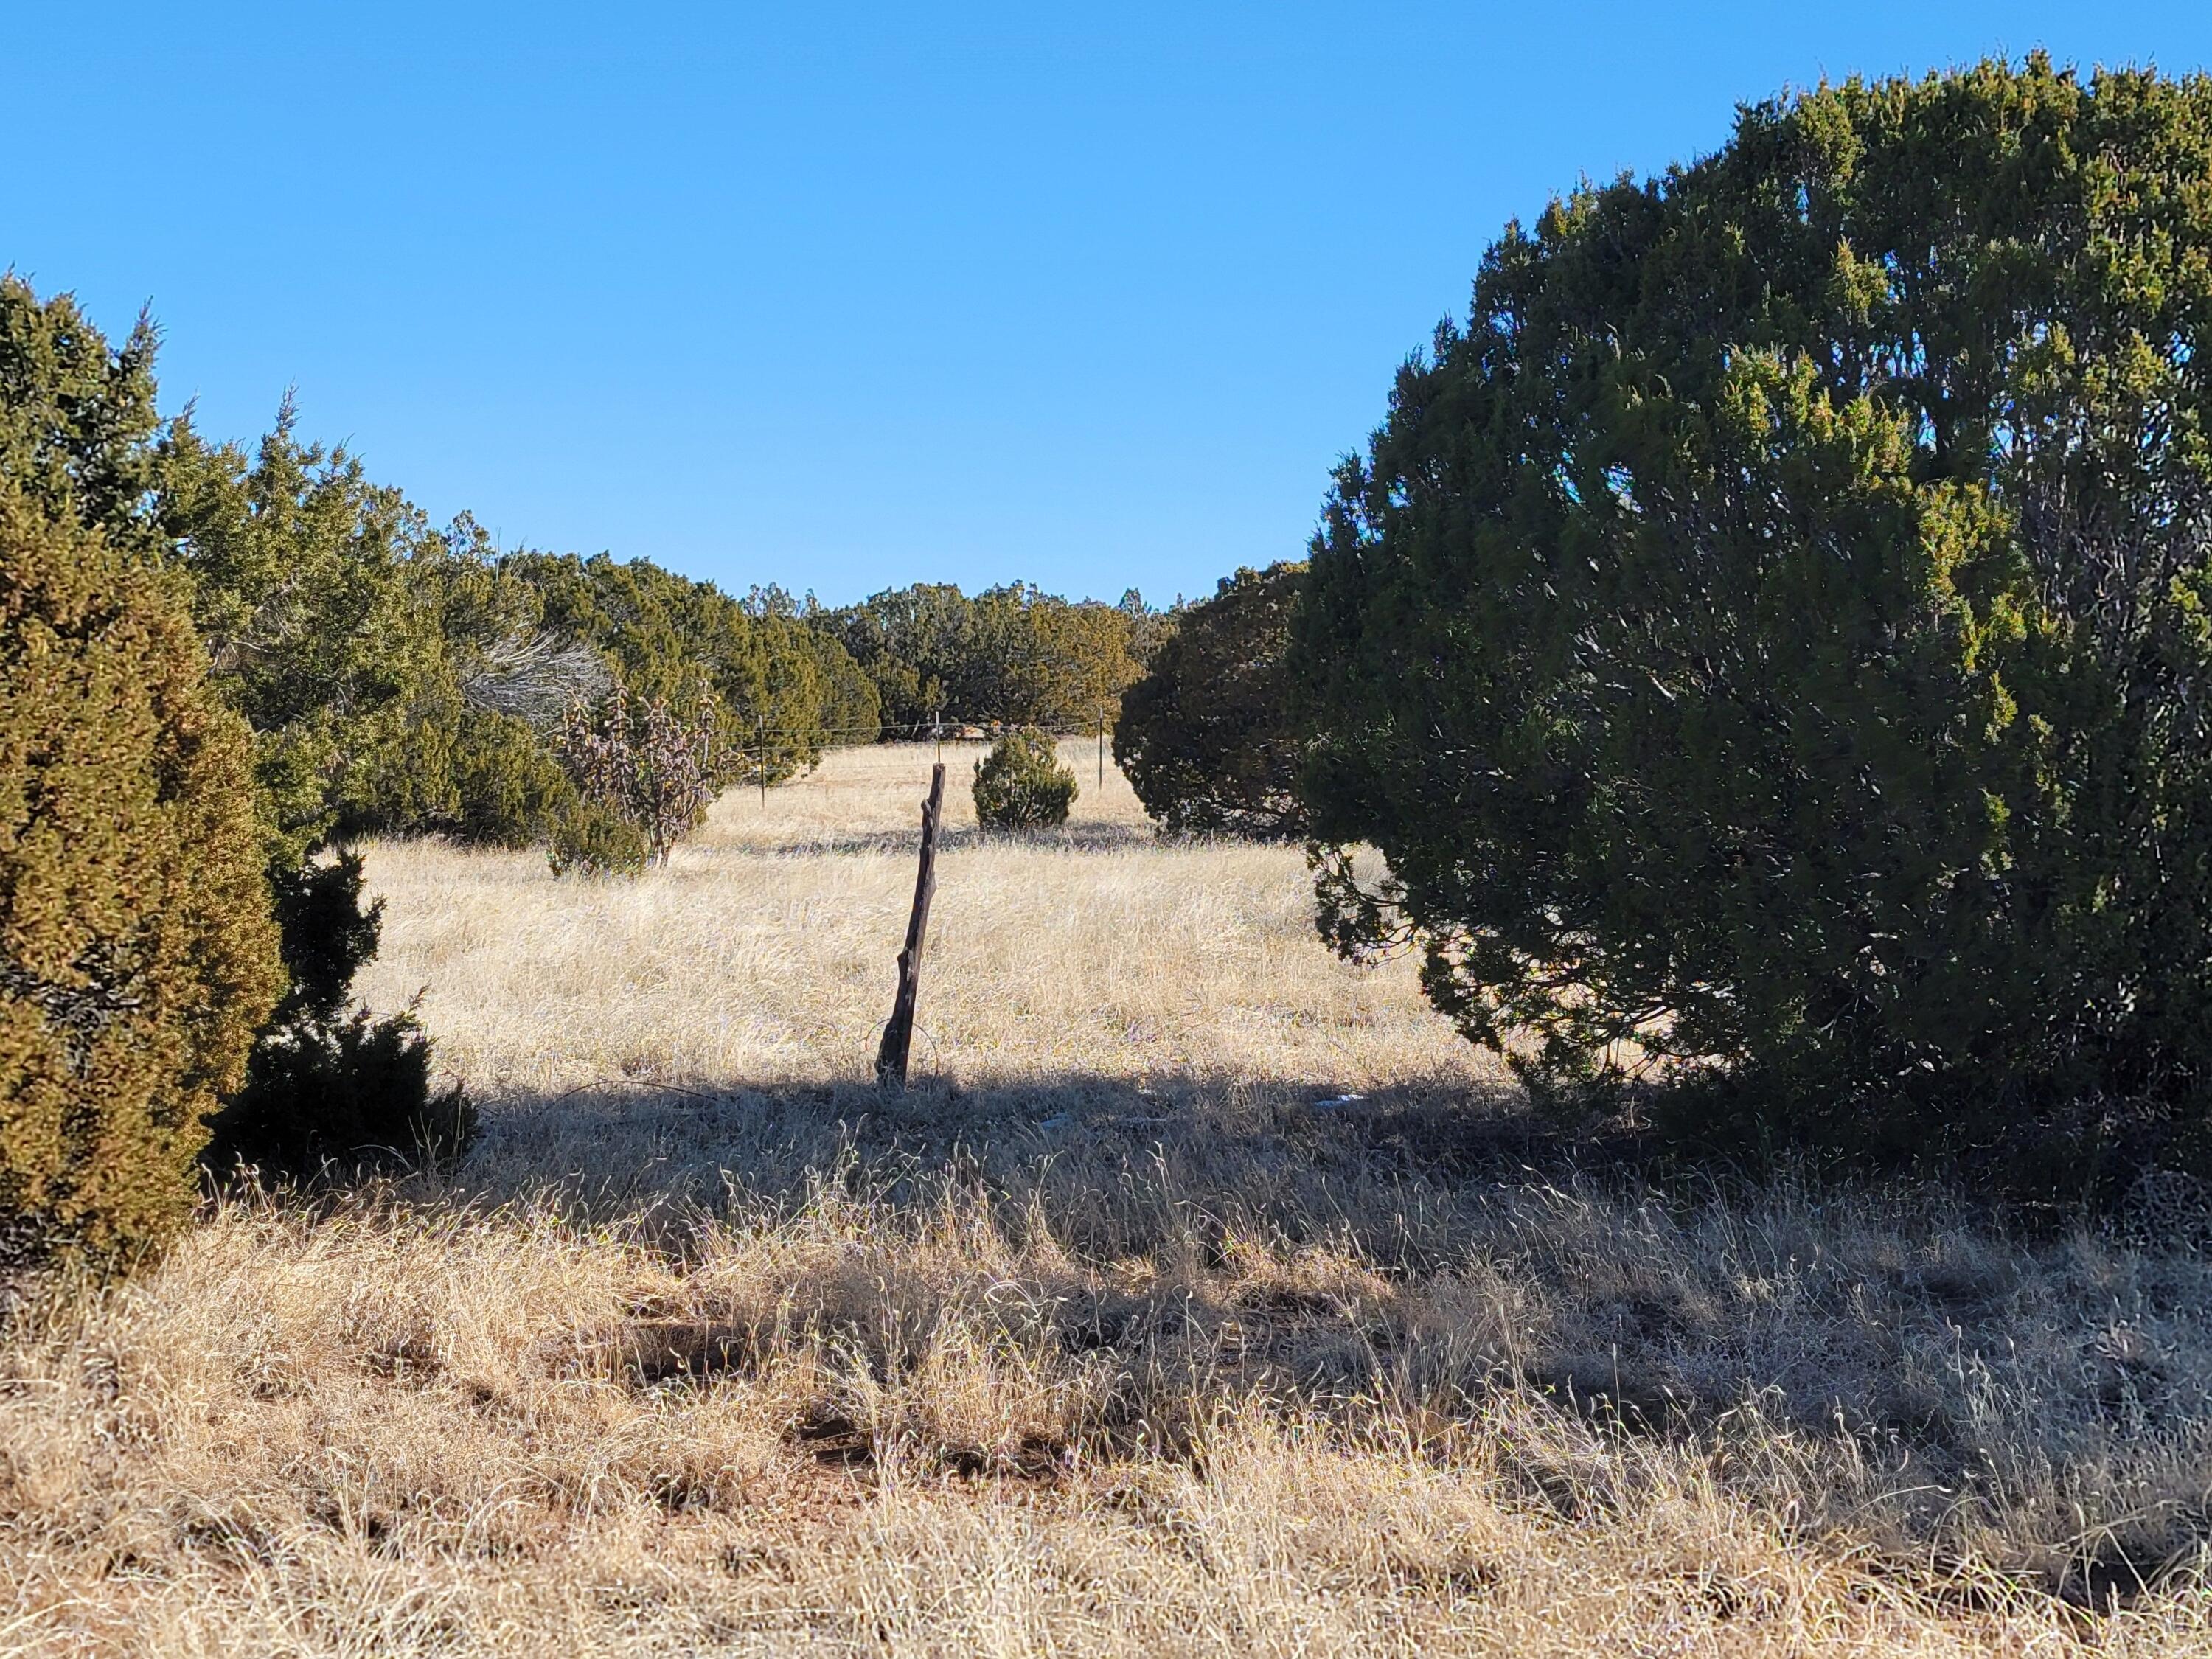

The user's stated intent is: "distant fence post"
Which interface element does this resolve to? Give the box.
[874,762,947,1090]
[757,716,768,808]
[1096,706,1105,789]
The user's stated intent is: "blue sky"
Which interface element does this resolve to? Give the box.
[10,4,2211,607]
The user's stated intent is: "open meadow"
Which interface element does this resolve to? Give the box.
[6,742,2212,1655]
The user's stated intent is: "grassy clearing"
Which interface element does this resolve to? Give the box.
[4,743,2212,1654]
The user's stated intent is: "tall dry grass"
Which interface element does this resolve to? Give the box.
[4,742,2212,1655]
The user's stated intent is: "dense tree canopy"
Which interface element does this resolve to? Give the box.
[160,414,572,855]
[1295,59,2212,1157]
[1116,563,1305,838]
[826,582,1151,731]
[505,552,880,784]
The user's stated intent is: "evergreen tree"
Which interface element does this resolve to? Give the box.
[504,551,880,780]
[973,728,1079,829]
[827,582,1147,730]
[1,480,282,1264]
[1295,60,2212,1165]
[1,276,472,1191]
[1116,563,1304,838]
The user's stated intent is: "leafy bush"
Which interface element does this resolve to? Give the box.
[973,728,1078,830]
[1295,59,2212,1168]
[0,484,283,1266]
[1116,563,1304,838]
[552,682,716,869]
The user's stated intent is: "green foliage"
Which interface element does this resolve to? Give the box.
[158,418,579,855]
[202,1004,475,1182]
[973,727,1078,830]
[1116,563,1304,838]
[201,853,474,1181]
[0,481,283,1266]
[827,582,1149,731]
[1118,588,1183,670]
[1295,58,2212,1165]
[1,276,481,1221]
[506,552,879,785]
[0,276,164,559]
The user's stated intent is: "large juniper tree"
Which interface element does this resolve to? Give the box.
[1295,60,2212,1161]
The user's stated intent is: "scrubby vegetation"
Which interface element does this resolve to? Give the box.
[550,682,717,872]
[972,726,1079,829]
[2,275,1164,1238]
[3,751,2207,1652]
[1,276,470,1204]
[1297,58,2212,1184]
[1116,561,1304,838]
[503,554,880,787]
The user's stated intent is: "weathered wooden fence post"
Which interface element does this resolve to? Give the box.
[874,761,947,1090]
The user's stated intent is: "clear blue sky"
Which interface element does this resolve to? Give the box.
[10,4,2211,607]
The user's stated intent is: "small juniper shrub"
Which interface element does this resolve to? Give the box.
[203,1004,474,1182]
[972,726,1078,830]
[550,681,717,873]
[201,853,476,1183]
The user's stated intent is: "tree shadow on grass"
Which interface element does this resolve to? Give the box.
[415,1065,1670,1262]
[259,1068,2212,1608]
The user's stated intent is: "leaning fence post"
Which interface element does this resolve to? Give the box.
[874,762,947,1090]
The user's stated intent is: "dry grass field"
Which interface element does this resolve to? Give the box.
[7,742,2212,1654]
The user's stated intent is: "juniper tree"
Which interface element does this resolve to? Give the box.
[1294,58,2212,1161]
[1116,563,1304,838]
[973,727,1078,830]
[0,482,281,1263]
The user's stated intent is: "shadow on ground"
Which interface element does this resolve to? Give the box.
[246,1068,2212,1609]
[445,1068,1576,1222]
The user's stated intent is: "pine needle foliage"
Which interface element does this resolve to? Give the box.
[1295,59,2212,1168]
[973,727,1079,830]
[0,484,282,1267]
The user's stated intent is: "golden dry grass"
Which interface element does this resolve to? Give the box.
[6,742,2212,1654]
